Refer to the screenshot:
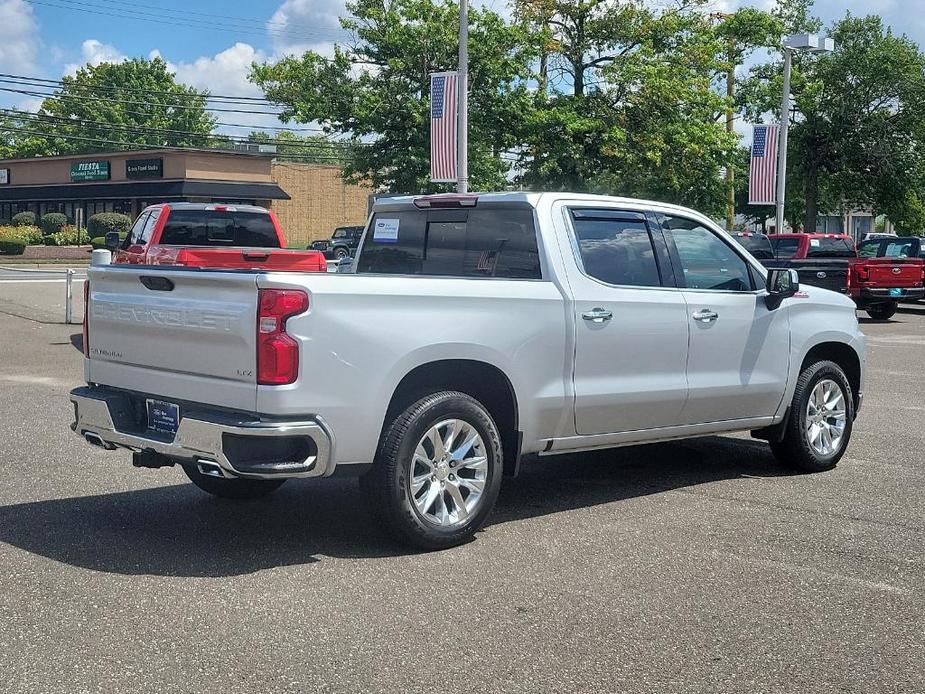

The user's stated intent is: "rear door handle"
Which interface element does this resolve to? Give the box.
[692,309,719,323]
[582,308,613,323]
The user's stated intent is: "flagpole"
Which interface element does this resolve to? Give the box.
[775,47,792,234]
[457,0,469,194]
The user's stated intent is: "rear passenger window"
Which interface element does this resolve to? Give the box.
[357,207,541,279]
[771,238,801,259]
[159,210,281,248]
[570,210,661,287]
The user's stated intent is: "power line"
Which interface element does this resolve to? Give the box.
[0,73,274,104]
[0,125,349,161]
[0,86,286,116]
[23,0,345,43]
[0,108,362,151]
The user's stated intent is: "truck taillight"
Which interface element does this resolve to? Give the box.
[82,280,90,357]
[857,266,870,281]
[257,289,308,385]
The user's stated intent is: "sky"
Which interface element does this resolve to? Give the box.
[0,0,922,135]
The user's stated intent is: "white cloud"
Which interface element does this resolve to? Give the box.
[152,43,286,132]
[64,39,127,75]
[267,0,348,57]
[0,0,39,75]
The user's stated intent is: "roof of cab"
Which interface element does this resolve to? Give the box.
[371,192,724,228]
[142,202,271,214]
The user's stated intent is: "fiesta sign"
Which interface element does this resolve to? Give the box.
[70,160,110,182]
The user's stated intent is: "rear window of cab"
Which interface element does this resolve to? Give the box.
[159,210,281,248]
[356,207,541,279]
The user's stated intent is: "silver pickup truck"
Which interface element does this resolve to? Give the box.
[71,193,865,549]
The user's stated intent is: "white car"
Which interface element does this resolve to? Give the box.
[71,193,865,549]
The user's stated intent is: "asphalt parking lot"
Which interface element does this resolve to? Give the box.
[0,282,922,693]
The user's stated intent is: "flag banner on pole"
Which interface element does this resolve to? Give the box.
[749,124,779,205]
[430,71,458,183]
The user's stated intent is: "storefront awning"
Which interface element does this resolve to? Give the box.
[0,179,291,201]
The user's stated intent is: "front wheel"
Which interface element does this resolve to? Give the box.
[183,465,286,500]
[361,391,503,550]
[866,301,897,320]
[333,247,350,260]
[770,360,854,473]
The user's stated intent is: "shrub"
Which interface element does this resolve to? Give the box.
[48,225,90,247]
[12,211,36,226]
[0,238,26,255]
[6,225,44,245]
[40,212,69,236]
[88,212,132,237]
[0,226,30,255]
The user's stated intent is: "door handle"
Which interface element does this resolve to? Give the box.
[582,308,613,323]
[692,309,719,323]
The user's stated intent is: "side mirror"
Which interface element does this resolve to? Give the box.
[104,232,121,251]
[766,268,799,309]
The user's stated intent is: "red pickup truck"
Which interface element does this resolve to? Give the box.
[108,203,328,272]
[763,233,924,319]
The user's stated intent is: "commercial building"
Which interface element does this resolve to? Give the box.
[0,149,371,246]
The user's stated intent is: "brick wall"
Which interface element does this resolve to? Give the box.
[269,163,372,247]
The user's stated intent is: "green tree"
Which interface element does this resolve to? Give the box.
[251,0,536,193]
[515,0,741,215]
[5,58,216,156]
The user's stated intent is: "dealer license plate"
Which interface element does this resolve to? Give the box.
[146,399,180,435]
[890,288,903,297]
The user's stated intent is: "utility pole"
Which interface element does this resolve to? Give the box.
[457,0,469,194]
[711,12,736,232]
[725,39,735,232]
[775,46,793,235]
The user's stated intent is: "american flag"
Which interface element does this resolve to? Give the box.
[749,124,779,206]
[430,72,458,183]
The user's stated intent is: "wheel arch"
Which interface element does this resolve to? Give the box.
[800,341,862,412]
[380,359,522,476]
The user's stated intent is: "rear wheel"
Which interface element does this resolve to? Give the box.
[866,301,897,320]
[333,247,350,260]
[361,391,503,550]
[770,360,854,473]
[183,465,285,500]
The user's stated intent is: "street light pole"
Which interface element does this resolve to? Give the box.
[774,34,834,234]
[775,47,792,234]
[457,0,469,194]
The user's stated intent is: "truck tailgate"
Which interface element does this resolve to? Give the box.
[149,246,329,272]
[764,259,849,294]
[860,258,924,287]
[86,266,260,411]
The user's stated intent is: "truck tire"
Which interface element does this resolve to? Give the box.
[361,391,503,550]
[866,302,897,320]
[182,465,286,500]
[333,246,350,260]
[770,360,854,473]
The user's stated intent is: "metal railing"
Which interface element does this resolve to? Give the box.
[0,265,84,324]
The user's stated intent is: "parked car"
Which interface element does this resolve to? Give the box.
[310,225,365,260]
[731,232,774,259]
[109,203,327,272]
[860,231,898,243]
[858,237,925,303]
[857,236,922,259]
[73,193,865,550]
[763,233,924,320]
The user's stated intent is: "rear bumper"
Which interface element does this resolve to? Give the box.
[70,386,334,480]
[851,287,924,305]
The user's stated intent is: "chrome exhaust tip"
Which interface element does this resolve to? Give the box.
[196,460,226,478]
[84,431,116,450]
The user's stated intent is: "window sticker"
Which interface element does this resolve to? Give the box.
[810,239,820,247]
[373,218,400,243]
